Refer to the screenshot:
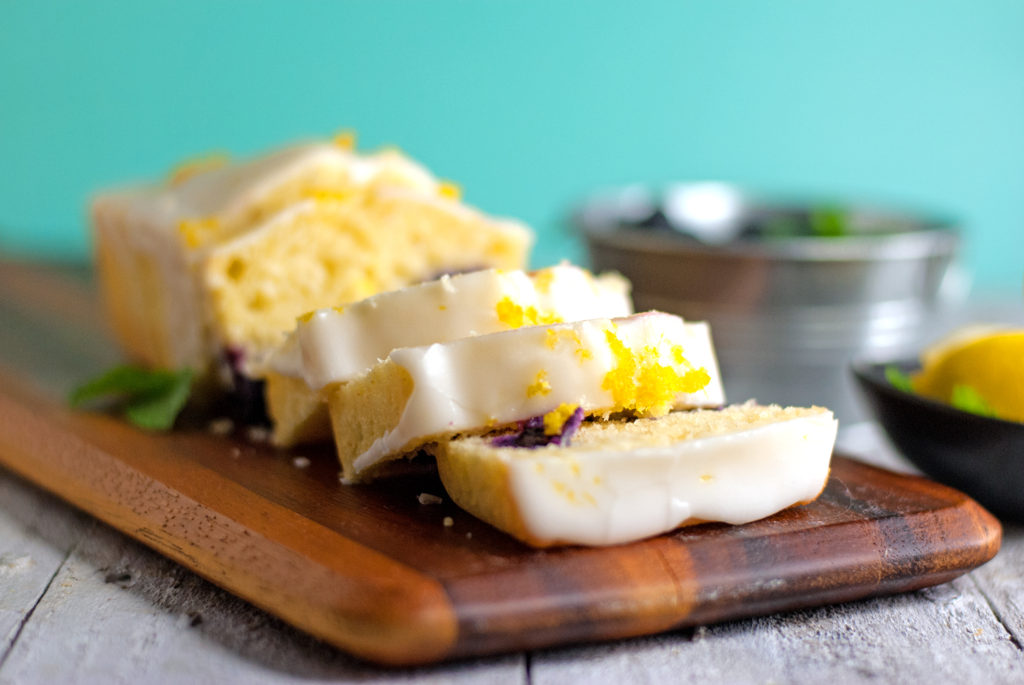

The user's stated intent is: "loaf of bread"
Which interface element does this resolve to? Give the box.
[263,263,633,446]
[91,136,533,383]
[325,312,725,482]
[434,403,837,547]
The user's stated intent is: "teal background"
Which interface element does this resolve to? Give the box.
[2,0,1022,292]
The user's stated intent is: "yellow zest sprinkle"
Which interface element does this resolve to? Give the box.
[545,327,592,361]
[543,403,579,435]
[438,181,462,201]
[297,311,316,324]
[485,416,499,429]
[601,329,711,417]
[552,481,572,503]
[305,188,354,204]
[438,304,447,311]
[672,345,686,365]
[331,305,346,315]
[495,297,563,329]
[573,331,592,361]
[333,130,357,150]
[177,216,221,249]
[532,268,556,295]
[700,474,714,483]
[527,370,552,398]
[168,153,229,186]
[545,329,560,350]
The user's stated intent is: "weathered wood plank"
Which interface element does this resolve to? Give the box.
[969,527,1024,649]
[0,470,526,684]
[530,575,1023,684]
[0,468,91,664]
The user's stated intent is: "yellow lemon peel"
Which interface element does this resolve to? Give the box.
[912,329,1024,422]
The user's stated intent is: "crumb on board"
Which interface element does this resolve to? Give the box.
[292,456,311,469]
[230,447,241,458]
[418,492,443,505]
[443,516,454,527]
[207,418,234,436]
[245,426,271,443]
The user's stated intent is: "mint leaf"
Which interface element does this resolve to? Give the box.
[69,365,194,430]
[950,384,997,418]
[885,365,915,393]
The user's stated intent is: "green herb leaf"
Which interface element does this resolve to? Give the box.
[885,365,915,393]
[809,206,849,238]
[69,365,194,430]
[950,384,997,418]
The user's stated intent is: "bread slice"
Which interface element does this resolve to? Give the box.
[326,312,724,482]
[91,138,532,379]
[263,263,633,446]
[434,404,837,547]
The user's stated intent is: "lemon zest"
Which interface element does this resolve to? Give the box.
[333,130,357,150]
[168,153,229,186]
[543,403,579,435]
[527,370,552,398]
[177,217,221,249]
[601,329,710,416]
[495,297,563,329]
[438,181,462,201]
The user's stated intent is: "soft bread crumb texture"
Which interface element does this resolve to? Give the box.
[528,403,827,453]
[202,194,530,353]
[265,371,332,447]
[326,361,416,482]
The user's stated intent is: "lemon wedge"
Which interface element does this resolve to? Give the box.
[912,328,1024,422]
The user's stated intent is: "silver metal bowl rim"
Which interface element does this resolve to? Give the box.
[575,185,960,262]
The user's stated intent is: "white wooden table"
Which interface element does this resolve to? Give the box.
[3,422,1023,684]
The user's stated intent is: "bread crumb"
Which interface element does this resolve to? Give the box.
[208,418,234,436]
[466,532,473,539]
[443,516,454,527]
[245,426,271,443]
[230,447,241,458]
[418,492,443,505]
[292,456,311,469]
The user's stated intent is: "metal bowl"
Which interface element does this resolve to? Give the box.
[851,358,1024,520]
[577,183,961,422]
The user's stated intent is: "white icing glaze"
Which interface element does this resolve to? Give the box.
[93,142,439,237]
[500,410,837,546]
[91,141,444,372]
[268,264,632,388]
[351,312,725,473]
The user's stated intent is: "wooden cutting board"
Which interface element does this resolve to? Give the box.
[0,261,1002,666]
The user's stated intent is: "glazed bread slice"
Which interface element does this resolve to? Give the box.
[326,312,724,482]
[91,137,532,379]
[263,263,633,446]
[434,404,838,547]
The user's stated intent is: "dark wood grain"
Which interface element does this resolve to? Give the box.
[0,260,1003,665]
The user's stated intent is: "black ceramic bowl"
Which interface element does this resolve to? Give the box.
[851,359,1024,520]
